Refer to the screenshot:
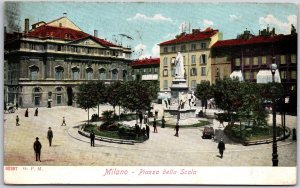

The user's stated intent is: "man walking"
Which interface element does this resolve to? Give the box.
[34,108,39,116]
[146,124,150,139]
[161,116,166,128]
[153,118,158,133]
[61,117,66,126]
[16,115,20,126]
[174,123,179,137]
[218,138,225,158]
[47,127,53,147]
[33,137,42,162]
[90,130,95,147]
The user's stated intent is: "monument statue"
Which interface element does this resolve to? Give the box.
[175,52,184,77]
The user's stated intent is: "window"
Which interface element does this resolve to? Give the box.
[291,54,296,63]
[149,68,152,73]
[244,57,250,66]
[201,67,206,76]
[106,51,110,56]
[191,55,196,65]
[253,57,258,66]
[280,55,286,64]
[171,46,176,52]
[163,47,168,53]
[163,80,168,90]
[190,68,197,76]
[244,71,250,80]
[111,69,118,80]
[191,44,196,50]
[99,68,106,80]
[163,57,168,66]
[261,56,267,65]
[235,58,241,66]
[143,68,146,73]
[253,71,258,80]
[57,45,62,51]
[200,54,206,65]
[191,80,196,89]
[201,42,206,49]
[55,66,64,80]
[154,68,158,73]
[56,95,62,104]
[172,66,176,77]
[72,67,80,80]
[163,69,168,77]
[291,71,297,79]
[181,45,186,51]
[280,71,287,80]
[86,68,93,80]
[29,66,39,80]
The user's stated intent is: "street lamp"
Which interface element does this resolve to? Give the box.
[270,61,278,166]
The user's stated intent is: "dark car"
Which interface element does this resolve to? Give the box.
[202,126,214,139]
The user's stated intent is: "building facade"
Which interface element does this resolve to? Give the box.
[4,16,132,108]
[159,28,222,91]
[131,58,160,81]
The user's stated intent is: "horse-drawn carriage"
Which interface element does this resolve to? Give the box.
[5,103,16,113]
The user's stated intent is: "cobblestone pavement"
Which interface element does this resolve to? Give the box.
[3,105,297,166]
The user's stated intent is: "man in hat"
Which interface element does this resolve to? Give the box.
[16,115,20,126]
[90,130,95,147]
[33,137,42,162]
[218,138,225,158]
[47,127,53,146]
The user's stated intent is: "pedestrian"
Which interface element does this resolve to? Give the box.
[33,137,42,162]
[25,108,29,117]
[146,124,150,139]
[174,123,179,137]
[219,115,224,128]
[161,116,166,128]
[16,115,20,126]
[47,127,53,146]
[16,102,18,110]
[155,110,158,119]
[90,130,95,147]
[34,108,39,116]
[139,111,143,125]
[153,118,158,133]
[218,138,225,158]
[61,117,66,126]
[143,114,148,124]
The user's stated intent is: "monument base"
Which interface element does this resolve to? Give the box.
[164,108,196,119]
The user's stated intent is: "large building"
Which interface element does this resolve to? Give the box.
[131,58,160,81]
[159,28,222,91]
[4,16,132,108]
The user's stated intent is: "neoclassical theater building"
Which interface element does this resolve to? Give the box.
[4,16,132,108]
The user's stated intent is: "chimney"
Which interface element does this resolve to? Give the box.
[24,18,29,34]
[94,30,98,37]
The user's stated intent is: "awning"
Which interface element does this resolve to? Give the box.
[256,70,281,83]
[230,70,244,81]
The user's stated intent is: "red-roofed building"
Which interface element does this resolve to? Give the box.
[159,28,222,91]
[131,58,160,81]
[4,16,132,108]
[211,27,297,113]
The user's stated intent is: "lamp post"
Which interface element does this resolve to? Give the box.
[270,62,278,166]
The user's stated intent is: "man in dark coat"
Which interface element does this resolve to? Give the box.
[16,115,20,126]
[34,108,39,116]
[139,111,143,125]
[161,116,166,128]
[218,138,225,158]
[47,127,53,146]
[153,119,158,133]
[33,137,42,162]
[174,123,179,137]
[145,124,150,139]
[25,108,29,117]
[90,130,95,147]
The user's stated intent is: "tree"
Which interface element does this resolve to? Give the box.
[106,81,122,116]
[195,81,213,114]
[95,81,107,116]
[76,81,98,125]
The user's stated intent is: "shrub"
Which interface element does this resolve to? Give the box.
[99,122,110,130]
[107,123,120,131]
[91,114,100,122]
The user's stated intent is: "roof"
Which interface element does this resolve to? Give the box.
[212,34,297,48]
[25,25,118,47]
[131,58,160,67]
[159,28,218,45]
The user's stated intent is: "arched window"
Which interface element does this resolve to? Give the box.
[111,69,118,80]
[55,66,64,80]
[72,67,80,80]
[86,67,93,80]
[122,70,127,81]
[55,87,64,105]
[29,65,39,80]
[99,68,106,80]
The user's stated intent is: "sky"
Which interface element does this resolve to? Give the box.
[4,2,298,59]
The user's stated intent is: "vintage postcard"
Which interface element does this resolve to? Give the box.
[3,0,298,185]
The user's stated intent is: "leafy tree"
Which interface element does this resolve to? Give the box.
[95,81,107,116]
[106,81,122,115]
[76,81,98,125]
[195,81,213,114]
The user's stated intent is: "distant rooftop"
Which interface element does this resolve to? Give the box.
[131,58,160,67]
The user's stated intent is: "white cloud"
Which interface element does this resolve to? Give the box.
[259,14,297,34]
[134,43,147,52]
[203,19,214,29]
[127,13,172,22]
[229,14,242,22]
[151,44,160,58]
